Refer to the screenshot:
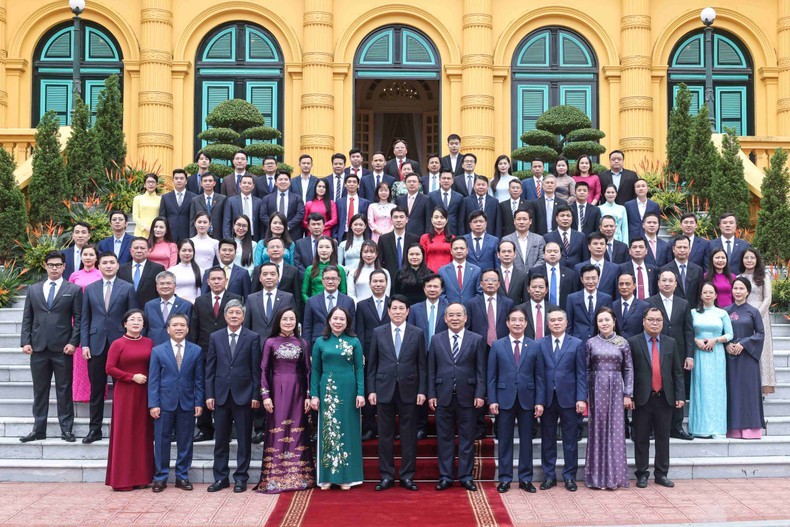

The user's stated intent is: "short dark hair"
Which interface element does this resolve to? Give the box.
[629,236,647,248]
[299,153,313,162]
[529,274,549,287]
[423,273,444,287]
[201,172,216,182]
[642,212,661,224]
[263,155,278,163]
[672,234,690,246]
[447,134,461,143]
[427,153,441,163]
[680,212,698,223]
[514,208,532,220]
[498,240,517,252]
[586,232,606,244]
[404,172,420,182]
[643,306,663,320]
[172,168,187,177]
[463,153,477,163]
[195,151,212,162]
[218,238,237,251]
[609,150,625,159]
[321,265,340,278]
[554,204,572,218]
[98,251,118,263]
[393,138,408,148]
[345,173,360,184]
[580,263,600,277]
[109,210,127,222]
[451,237,468,248]
[718,212,738,223]
[574,180,589,190]
[259,262,279,275]
[73,221,91,232]
[167,313,190,326]
[207,266,226,278]
[331,152,347,163]
[348,148,361,156]
[388,294,410,308]
[507,305,528,320]
[391,206,409,217]
[234,150,248,158]
[44,250,65,263]
[130,236,148,247]
[468,210,488,223]
[307,212,326,224]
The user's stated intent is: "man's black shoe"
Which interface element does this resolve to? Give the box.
[152,480,166,492]
[207,480,230,492]
[670,429,694,441]
[19,431,45,443]
[375,478,394,491]
[540,479,556,490]
[361,430,375,441]
[61,432,76,442]
[82,430,102,444]
[655,476,674,488]
[234,481,247,493]
[193,431,213,442]
[461,480,477,492]
[251,432,264,445]
[564,479,577,492]
[435,479,452,491]
[519,481,536,493]
[497,481,510,493]
[175,479,193,491]
[400,479,418,491]
[636,475,648,488]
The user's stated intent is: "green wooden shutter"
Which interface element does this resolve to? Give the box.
[717,87,746,135]
[560,86,591,117]
[519,85,548,135]
[86,27,116,60]
[85,80,105,125]
[672,85,704,116]
[204,28,235,61]
[40,80,72,125]
[246,82,278,163]
[201,82,233,146]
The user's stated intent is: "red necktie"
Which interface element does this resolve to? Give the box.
[487,297,497,346]
[535,304,544,339]
[457,264,463,289]
[535,179,542,198]
[398,159,404,180]
[504,269,511,293]
[213,295,220,317]
[348,197,355,228]
[513,340,521,365]
[651,337,662,392]
[636,266,645,300]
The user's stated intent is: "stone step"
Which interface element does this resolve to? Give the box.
[773,337,790,352]
[1,399,111,418]
[0,334,21,348]
[775,350,790,368]
[0,321,22,333]
[0,417,110,438]
[763,399,790,417]
[0,348,30,366]
[772,324,790,337]
[777,367,790,384]
[773,383,790,399]
[0,309,23,322]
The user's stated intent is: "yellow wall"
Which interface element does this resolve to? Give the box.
[0,0,784,174]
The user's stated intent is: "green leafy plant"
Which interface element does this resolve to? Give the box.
[0,147,27,261]
[667,83,694,183]
[770,277,790,313]
[16,222,70,280]
[94,160,161,213]
[63,196,113,242]
[64,95,104,200]
[753,149,790,265]
[28,110,70,225]
[183,162,233,179]
[709,129,751,229]
[683,104,720,204]
[0,261,29,308]
[93,74,127,173]
[197,99,284,165]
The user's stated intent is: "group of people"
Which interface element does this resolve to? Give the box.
[19,134,774,495]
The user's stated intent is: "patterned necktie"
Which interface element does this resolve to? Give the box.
[607,242,613,260]
[478,195,484,210]
[230,333,237,359]
[579,205,585,230]
[268,176,274,193]
[636,266,645,299]
[175,343,183,370]
[266,292,273,320]
[396,237,403,269]
[513,339,521,364]
[336,176,342,201]
[535,179,542,198]
[452,334,460,361]
[457,264,463,289]
[535,304,543,339]
[562,231,570,254]
[487,297,496,346]
[394,327,402,359]
[206,195,212,212]
[511,200,518,215]
[279,192,286,216]
[622,301,629,318]
[213,295,220,317]
[587,294,595,318]
[680,264,687,292]
[651,337,662,392]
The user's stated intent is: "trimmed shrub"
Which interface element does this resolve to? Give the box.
[28,111,69,225]
[64,95,104,199]
[683,105,720,204]
[709,130,751,229]
[754,148,790,263]
[93,75,127,173]
[0,147,27,260]
[667,83,694,182]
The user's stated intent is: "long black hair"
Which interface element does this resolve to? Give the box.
[232,214,254,267]
[697,281,719,313]
[353,240,382,283]
[314,179,333,221]
[397,243,431,288]
[309,236,338,280]
[264,211,293,248]
[176,238,202,289]
[428,206,454,241]
[271,307,303,339]
[147,216,174,248]
[491,154,512,193]
[740,247,766,288]
[343,213,370,251]
[707,248,733,284]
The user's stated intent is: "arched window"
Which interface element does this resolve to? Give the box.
[668,30,753,135]
[32,22,123,126]
[194,22,283,159]
[511,27,598,154]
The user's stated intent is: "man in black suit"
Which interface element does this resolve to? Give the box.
[497,240,528,305]
[159,169,196,243]
[544,205,587,269]
[395,171,432,236]
[345,148,372,181]
[189,173,226,239]
[250,239,302,317]
[428,303,486,492]
[368,295,427,492]
[627,308,685,488]
[710,212,751,274]
[290,154,319,204]
[421,154,443,195]
[612,273,649,338]
[96,210,133,265]
[619,237,659,301]
[63,222,91,280]
[377,207,420,279]
[453,153,483,197]
[206,300,262,493]
[253,156,279,200]
[302,266,356,348]
[189,268,242,442]
[324,152,348,202]
[219,150,251,197]
[677,212,711,271]
[384,138,421,179]
[261,171,306,241]
[244,263,296,343]
[597,150,638,205]
[293,213,326,276]
[518,274,558,340]
[440,133,463,176]
[530,174,567,235]
[186,152,210,195]
[642,213,671,268]
[499,179,532,238]
[429,171,464,235]
[20,251,82,443]
[529,242,574,310]
[569,181,601,235]
[223,174,262,240]
[200,239,251,298]
[118,237,166,307]
[80,251,138,443]
[661,235,703,302]
[459,176,500,236]
[359,151,394,202]
[647,270,695,441]
[600,215,630,264]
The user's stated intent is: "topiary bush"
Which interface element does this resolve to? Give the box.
[0,147,27,261]
[198,99,284,164]
[683,104,720,204]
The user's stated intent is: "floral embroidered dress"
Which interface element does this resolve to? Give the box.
[310,333,364,486]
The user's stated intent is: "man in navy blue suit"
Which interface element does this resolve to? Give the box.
[302,266,355,349]
[293,214,325,276]
[612,273,649,338]
[324,152,348,202]
[438,237,482,303]
[222,174,262,240]
[63,221,91,280]
[143,271,193,346]
[421,154,443,195]
[159,169,196,243]
[569,182,601,236]
[710,212,751,274]
[395,172,432,236]
[676,213,711,271]
[661,235,704,302]
[96,210,133,264]
[464,211,500,271]
[521,159,545,201]
[544,205,588,268]
[453,153,484,198]
[642,213,671,268]
[624,179,661,241]
[345,148,372,181]
[566,264,613,341]
[201,239,251,298]
[538,307,586,492]
[262,171,306,241]
[148,313,204,492]
[460,176,500,237]
[81,251,138,443]
[188,173,226,240]
[206,300,262,493]
[573,233,618,298]
[529,242,574,310]
[440,133,463,177]
[118,238,167,308]
[600,215,630,264]
[530,174,567,235]
[252,156,279,200]
[334,173,370,242]
[488,306,545,493]
[429,172,464,235]
[359,151,394,202]
[186,152,210,195]
[619,237,659,300]
[290,154,319,204]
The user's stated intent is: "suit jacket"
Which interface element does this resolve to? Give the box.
[223,194,263,239]
[566,290,613,341]
[573,260,618,298]
[467,294,513,345]
[21,280,82,352]
[186,173,206,195]
[453,173,482,197]
[544,229,589,269]
[62,246,81,281]
[709,237,751,274]
[427,330,486,406]
[302,292,356,348]
[498,266,528,306]
[261,191,305,240]
[618,261,659,299]
[220,172,252,197]
[367,323,427,403]
[189,192,226,240]
[647,294,695,360]
[323,173,348,201]
[537,334,586,408]
[628,334,684,407]
[143,296,193,346]
[80,278,138,353]
[528,263,574,310]
[530,196,568,235]
[148,339,204,412]
[644,237,672,268]
[421,174,441,195]
[395,193,432,236]
[345,166,372,179]
[459,194,500,236]
[570,201,602,236]
[159,190,197,243]
[624,199,661,241]
[97,234,133,265]
[605,239,631,265]
[290,175,319,203]
[464,233,500,271]
[487,335,545,410]
[206,327,262,406]
[385,158,421,180]
[685,235,711,271]
[253,173,279,200]
[429,189,464,235]
[598,169,639,205]
[378,231,421,280]
[200,264,250,298]
[407,298,449,348]
[441,154,464,176]
[118,260,166,308]
[359,173,395,202]
[438,261,482,304]
[502,232,545,272]
[519,300,559,340]
[521,178,541,201]
[293,236,317,275]
[243,289,296,343]
[189,292,242,352]
[334,195,371,241]
[499,198,532,237]
[250,263,302,317]
[612,297,649,338]
[660,260,703,302]
[354,296,391,354]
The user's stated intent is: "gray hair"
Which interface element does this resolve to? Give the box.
[224,299,246,315]
[155,270,176,284]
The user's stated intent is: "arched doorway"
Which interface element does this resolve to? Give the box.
[354,25,441,168]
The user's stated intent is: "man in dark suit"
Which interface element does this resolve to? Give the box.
[569,181,601,235]
[529,174,567,236]
[159,169,196,243]
[520,159,545,201]
[497,240,528,305]
[20,251,82,443]
[544,205,587,268]
[189,173,226,239]
[619,237,659,300]
[219,150,251,197]
[189,268,242,442]
[438,238,482,303]
[642,213,671,268]
[529,242,574,310]
[293,213,326,276]
[384,138,421,180]
[612,273,649,338]
[519,274,558,340]
[345,148,372,181]
[253,156,279,200]
[200,239,251,298]
[573,232,618,298]
[600,215,630,264]
[324,152,348,202]
[460,176,500,236]
[377,207,420,280]
[261,172,306,240]
[148,313,204,492]
[367,295,427,491]
[334,173,370,242]
[464,211,500,271]
[499,179,532,238]
[290,154,319,204]
[440,133,463,176]
[421,154,443,195]
[468,269,513,348]
[624,179,661,241]
[538,307,586,492]
[395,172,432,236]
[452,153,484,198]
[81,251,138,443]
[566,264,613,340]
[244,263,296,343]
[186,152,211,195]
[428,303,486,492]
[302,266,356,348]
[488,305,545,493]
[661,235,703,302]
[250,239,303,317]
[647,270,695,441]
[677,212,711,271]
[429,172,464,235]
[627,308,685,489]
[96,210,133,264]
[63,222,91,280]
[143,270,193,346]
[117,238,166,307]
[222,174,262,240]
[710,212,751,274]
[598,150,638,205]
[206,300,262,493]
[359,151,394,202]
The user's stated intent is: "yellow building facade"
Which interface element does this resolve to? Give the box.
[0,0,786,178]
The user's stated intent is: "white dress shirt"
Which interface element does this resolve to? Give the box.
[170,339,186,360]
[449,328,465,349]
[661,294,674,320]
[45,277,64,300]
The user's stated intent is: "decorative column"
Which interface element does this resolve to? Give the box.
[301,0,334,172]
[137,0,174,171]
[778,1,790,134]
[619,0,653,165]
[0,0,7,127]
[460,0,495,175]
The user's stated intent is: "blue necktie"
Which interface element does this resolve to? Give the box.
[266,292,273,320]
[554,338,561,355]
[236,174,241,193]
[396,236,403,270]
[427,304,436,344]
[268,176,274,193]
[394,327,402,359]
[46,281,56,309]
[206,195,212,212]
[452,334,460,361]
[549,267,557,305]
[133,263,141,291]
[587,294,595,319]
